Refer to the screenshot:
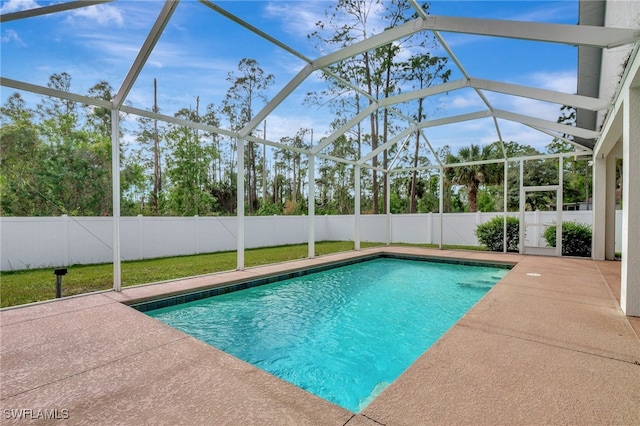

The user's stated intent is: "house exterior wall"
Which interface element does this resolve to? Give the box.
[597,0,640,128]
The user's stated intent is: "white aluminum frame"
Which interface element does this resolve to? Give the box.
[1,1,638,293]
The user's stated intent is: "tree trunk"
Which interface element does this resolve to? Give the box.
[469,184,478,212]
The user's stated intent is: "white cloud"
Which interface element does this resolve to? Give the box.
[505,2,577,24]
[264,1,326,45]
[267,0,390,55]
[439,92,484,110]
[1,29,26,46]
[527,70,577,94]
[73,33,140,64]
[262,113,303,141]
[509,96,563,122]
[0,0,39,14]
[494,120,556,151]
[264,1,326,39]
[67,4,124,27]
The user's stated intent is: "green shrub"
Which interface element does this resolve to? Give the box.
[543,221,592,257]
[256,200,283,216]
[475,216,520,252]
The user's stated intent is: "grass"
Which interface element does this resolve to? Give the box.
[0,241,384,308]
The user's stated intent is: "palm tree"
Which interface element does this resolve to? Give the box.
[447,143,503,212]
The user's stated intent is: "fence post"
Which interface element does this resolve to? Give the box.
[137,215,144,260]
[534,209,541,247]
[62,214,70,266]
[194,215,200,255]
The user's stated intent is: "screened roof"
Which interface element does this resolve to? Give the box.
[2,0,639,170]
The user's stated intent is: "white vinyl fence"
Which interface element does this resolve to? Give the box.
[0,211,621,271]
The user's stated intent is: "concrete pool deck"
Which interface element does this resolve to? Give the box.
[1,247,639,425]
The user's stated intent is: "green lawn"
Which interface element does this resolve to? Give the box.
[0,241,385,308]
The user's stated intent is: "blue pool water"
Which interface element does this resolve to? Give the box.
[147,258,508,412]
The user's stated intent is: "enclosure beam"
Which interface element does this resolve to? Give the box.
[358,125,418,165]
[308,155,315,259]
[1,77,113,109]
[419,132,444,168]
[0,0,114,23]
[358,110,492,166]
[492,117,507,159]
[312,79,468,153]
[470,78,610,111]
[312,103,377,154]
[239,64,313,138]
[421,15,640,48]
[417,110,493,131]
[493,110,600,140]
[122,105,237,139]
[355,166,361,251]
[621,87,640,316]
[312,18,428,71]
[236,138,245,271]
[111,110,121,292]
[123,105,355,167]
[313,16,638,76]
[113,0,179,109]
[526,125,594,153]
[198,0,311,63]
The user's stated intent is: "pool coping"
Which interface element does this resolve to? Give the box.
[2,247,639,425]
[128,251,515,312]
[99,246,519,308]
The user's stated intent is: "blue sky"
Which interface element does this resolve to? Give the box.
[1,0,581,157]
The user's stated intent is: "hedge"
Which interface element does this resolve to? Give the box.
[543,221,592,257]
[475,216,520,252]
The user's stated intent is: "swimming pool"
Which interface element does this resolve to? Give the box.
[145,256,509,412]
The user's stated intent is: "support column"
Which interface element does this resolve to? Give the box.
[308,154,315,259]
[503,160,508,253]
[438,167,443,249]
[386,171,391,246]
[556,156,563,257]
[592,154,607,260]
[519,160,525,255]
[605,143,621,260]
[237,138,245,271]
[621,88,640,316]
[111,110,121,292]
[355,165,361,251]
